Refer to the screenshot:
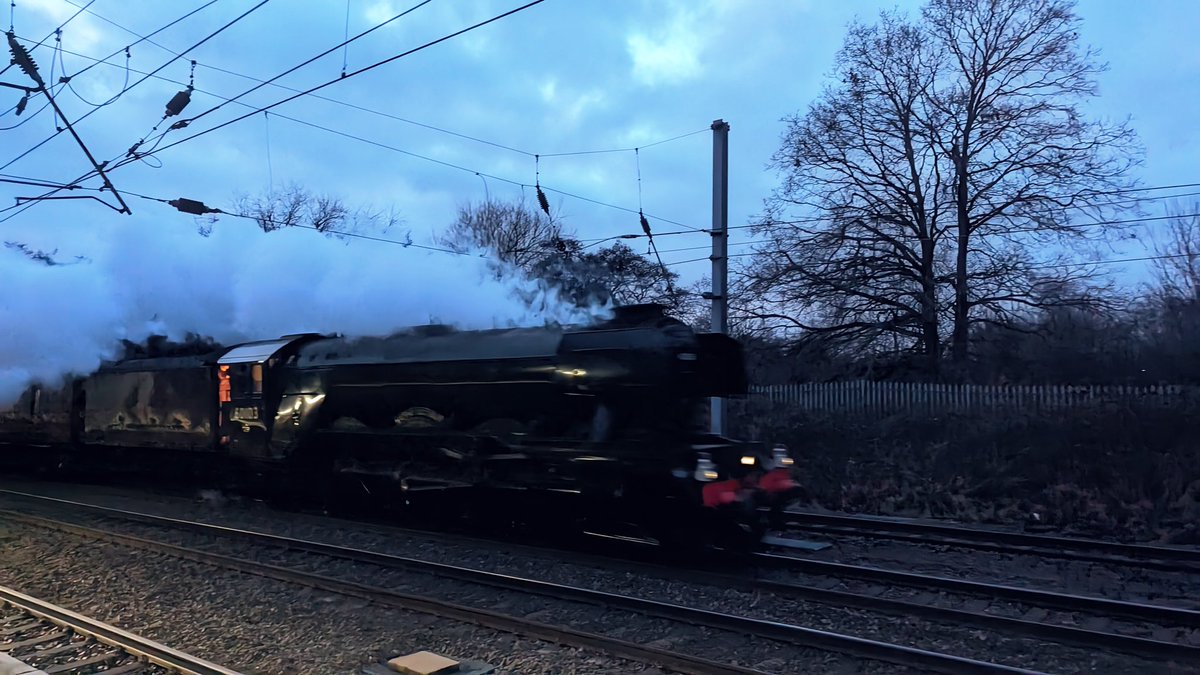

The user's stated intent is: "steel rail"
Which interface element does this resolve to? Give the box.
[0,584,242,675]
[253,503,1200,660]
[0,497,1040,674]
[784,510,1200,569]
[745,573,1200,660]
[753,552,1200,628]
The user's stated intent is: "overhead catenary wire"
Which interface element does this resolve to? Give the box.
[5,6,704,230]
[8,176,1198,283]
[57,0,706,169]
[61,41,131,108]
[264,112,273,190]
[109,0,548,171]
[1,44,705,234]
[0,0,95,77]
[581,188,1200,247]
[51,0,214,114]
[8,5,710,235]
[261,112,706,232]
[0,172,84,189]
[58,0,220,84]
[663,249,1200,272]
[60,0,706,160]
[0,0,273,173]
[0,2,274,219]
[341,0,351,77]
[654,192,1200,255]
[126,0,436,160]
[10,2,1188,247]
[26,0,551,205]
[535,127,710,158]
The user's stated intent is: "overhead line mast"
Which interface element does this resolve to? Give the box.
[709,119,730,436]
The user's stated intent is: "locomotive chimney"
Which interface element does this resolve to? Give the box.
[609,304,667,326]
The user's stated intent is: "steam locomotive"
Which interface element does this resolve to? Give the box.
[0,304,796,548]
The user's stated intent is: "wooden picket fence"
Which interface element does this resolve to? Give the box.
[750,381,1200,415]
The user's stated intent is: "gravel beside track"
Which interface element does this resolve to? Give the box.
[0,483,1194,674]
[0,521,680,675]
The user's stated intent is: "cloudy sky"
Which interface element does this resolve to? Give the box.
[4,0,1197,268]
[0,0,1197,387]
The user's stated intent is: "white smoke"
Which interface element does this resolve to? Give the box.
[0,216,607,406]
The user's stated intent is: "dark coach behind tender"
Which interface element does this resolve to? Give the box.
[0,304,797,549]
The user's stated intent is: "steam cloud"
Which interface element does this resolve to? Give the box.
[0,217,604,406]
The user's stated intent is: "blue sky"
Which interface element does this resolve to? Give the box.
[1,0,1197,353]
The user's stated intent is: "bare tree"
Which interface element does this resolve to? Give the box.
[744,0,1139,378]
[233,182,401,236]
[924,0,1140,365]
[435,198,567,271]
[1152,202,1200,303]
[738,12,949,375]
[437,199,685,315]
[586,242,679,307]
[1142,203,1200,380]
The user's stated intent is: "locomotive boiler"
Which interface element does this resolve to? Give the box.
[0,304,796,548]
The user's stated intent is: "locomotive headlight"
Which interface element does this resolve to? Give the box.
[740,455,756,466]
[694,452,719,482]
[771,444,795,469]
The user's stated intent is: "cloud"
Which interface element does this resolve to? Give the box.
[624,0,760,87]
[362,0,491,57]
[626,5,706,87]
[625,0,818,87]
[539,78,558,104]
[363,1,402,26]
[536,76,606,128]
[17,0,106,52]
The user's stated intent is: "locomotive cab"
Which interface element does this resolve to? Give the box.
[216,335,317,462]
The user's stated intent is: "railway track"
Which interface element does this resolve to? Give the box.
[782,510,1200,572]
[0,491,1055,675]
[753,550,1200,629]
[0,583,240,675]
[211,500,1200,661]
[0,490,1197,673]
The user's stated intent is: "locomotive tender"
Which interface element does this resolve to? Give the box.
[0,304,796,547]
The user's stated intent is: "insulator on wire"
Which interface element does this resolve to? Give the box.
[6,31,43,87]
[640,211,652,237]
[536,185,549,215]
[14,93,27,116]
[168,197,221,215]
[164,86,192,118]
